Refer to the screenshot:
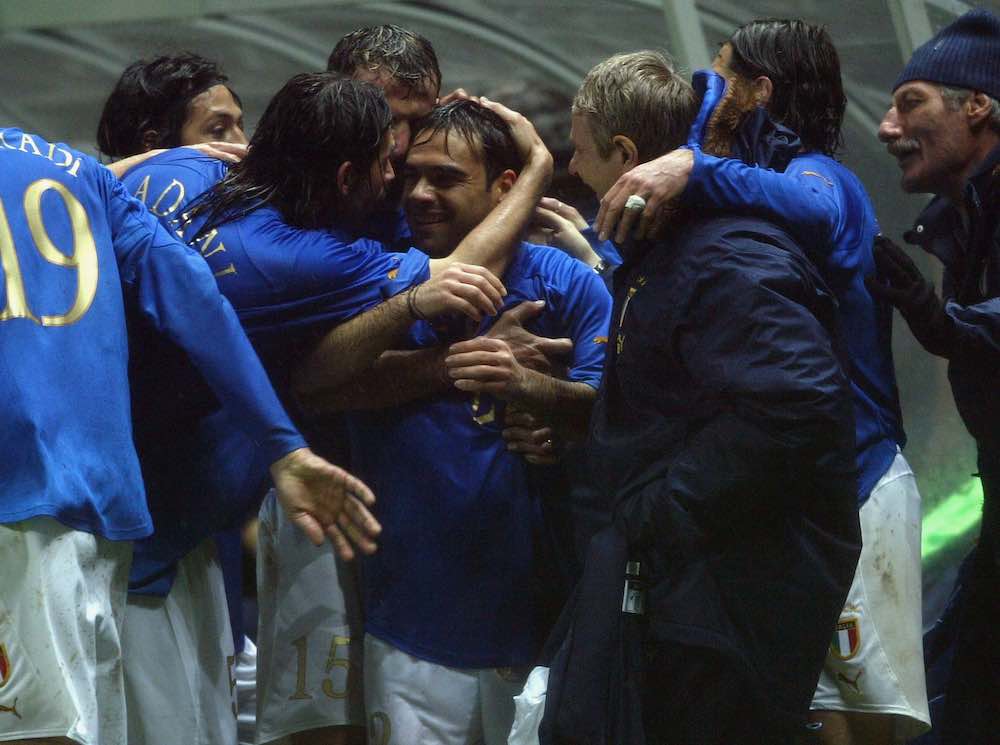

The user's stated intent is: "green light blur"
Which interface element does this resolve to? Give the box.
[922,477,984,562]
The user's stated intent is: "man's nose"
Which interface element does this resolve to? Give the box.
[878,107,901,143]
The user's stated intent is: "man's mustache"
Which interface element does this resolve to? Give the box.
[887,138,920,158]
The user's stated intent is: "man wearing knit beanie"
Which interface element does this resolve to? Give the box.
[871,8,1000,745]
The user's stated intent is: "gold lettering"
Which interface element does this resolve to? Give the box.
[66,158,82,178]
[132,175,151,204]
[288,635,313,700]
[0,196,39,323]
[18,134,41,156]
[321,635,351,699]
[369,712,392,745]
[149,179,185,217]
[52,148,74,169]
[471,393,495,426]
[213,264,237,278]
[23,179,99,326]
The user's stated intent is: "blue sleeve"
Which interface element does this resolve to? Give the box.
[580,225,622,267]
[233,237,430,340]
[102,168,307,465]
[557,264,613,388]
[682,149,842,248]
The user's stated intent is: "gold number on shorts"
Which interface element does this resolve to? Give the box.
[288,635,313,700]
[471,393,495,426]
[0,179,99,325]
[321,635,352,699]
[369,711,391,745]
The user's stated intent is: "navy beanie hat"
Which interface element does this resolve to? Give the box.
[894,8,1000,100]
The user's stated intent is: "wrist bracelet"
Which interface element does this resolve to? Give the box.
[406,284,428,320]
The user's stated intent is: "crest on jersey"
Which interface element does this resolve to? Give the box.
[0,644,10,688]
[831,617,861,660]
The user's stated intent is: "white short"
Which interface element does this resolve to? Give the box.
[255,491,364,744]
[365,634,526,745]
[122,538,237,745]
[236,637,257,745]
[0,517,131,745]
[811,452,930,741]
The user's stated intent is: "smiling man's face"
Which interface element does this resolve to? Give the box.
[878,81,980,198]
[402,128,499,257]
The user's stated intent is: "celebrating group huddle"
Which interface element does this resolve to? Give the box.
[1,9,998,745]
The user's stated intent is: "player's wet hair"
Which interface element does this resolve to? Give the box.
[328,24,441,95]
[97,52,238,158]
[411,100,523,188]
[727,19,846,156]
[188,72,391,234]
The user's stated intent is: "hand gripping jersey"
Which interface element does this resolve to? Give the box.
[0,129,305,540]
[348,242,613,669]
[119,149,430,590]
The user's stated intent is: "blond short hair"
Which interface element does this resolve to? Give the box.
[572,51,697,163]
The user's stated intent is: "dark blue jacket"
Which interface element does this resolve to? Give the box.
[541,210,860,743]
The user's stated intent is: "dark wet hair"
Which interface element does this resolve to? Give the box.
[97,52,238,158]
[411,100,523,187]
[187,72,391,234]
[327,24,441,95]
[727,19,846,155]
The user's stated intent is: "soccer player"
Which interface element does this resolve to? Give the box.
[117,73,551,745]
[97,52,246,158]
[0,126,376,745]
[872,10,1000,743]
[291,98,611,745]
[96,52,263,745]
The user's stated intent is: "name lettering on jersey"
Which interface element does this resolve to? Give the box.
[0,131,83,178]
[593,336,608,344]
[149,179,186,218]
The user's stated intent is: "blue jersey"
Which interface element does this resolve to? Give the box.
[120,149,430,591]
[349,242,612,668]
[0,129,305,540]
[684,148,904,504]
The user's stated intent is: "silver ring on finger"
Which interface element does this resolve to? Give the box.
[624,194,647,211]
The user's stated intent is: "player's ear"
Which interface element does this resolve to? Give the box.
[752,75,773,106]
[492,169,518,203]
[612,135,639,170]
[337,161,354,196]
[141,130,160,152]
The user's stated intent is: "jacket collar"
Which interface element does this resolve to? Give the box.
[907,141,1000,254]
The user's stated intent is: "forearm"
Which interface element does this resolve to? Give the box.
[684,150,838,243]
[293,292,413,404]
[106,149,165,179]
[299,347,449,414]
[441,155,551,277]
[507,372,596,435]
